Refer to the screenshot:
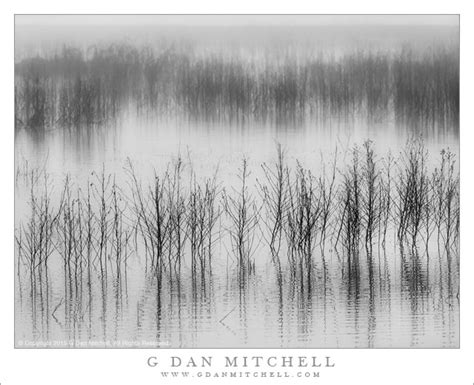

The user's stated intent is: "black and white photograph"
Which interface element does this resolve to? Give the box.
[12,14,460,350]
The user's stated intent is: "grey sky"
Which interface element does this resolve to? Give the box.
[15,15,459,27]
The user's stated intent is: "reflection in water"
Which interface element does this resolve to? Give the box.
[15,246,459,348]
[15,140,459,348]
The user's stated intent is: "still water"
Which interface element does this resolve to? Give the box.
[14,115,459,348]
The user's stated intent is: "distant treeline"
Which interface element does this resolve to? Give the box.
[14,44,459,131]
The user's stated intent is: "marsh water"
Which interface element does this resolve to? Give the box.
[14,19,459,348]
[15,117,459,348]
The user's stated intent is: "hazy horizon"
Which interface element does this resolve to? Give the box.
[15,14,459,27]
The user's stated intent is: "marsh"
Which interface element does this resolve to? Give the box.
[14,15,459,349]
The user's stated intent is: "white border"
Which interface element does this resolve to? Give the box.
[1,2,472,384]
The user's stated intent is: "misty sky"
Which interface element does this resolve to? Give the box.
[16,15,458,27]
[14,14,459,61]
